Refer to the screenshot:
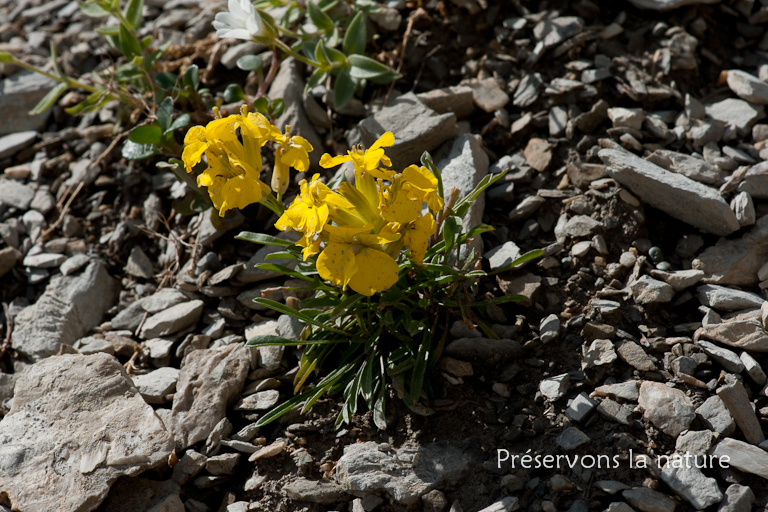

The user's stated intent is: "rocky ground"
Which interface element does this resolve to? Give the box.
[4,0,768,511]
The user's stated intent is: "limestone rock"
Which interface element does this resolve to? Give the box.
[638,381,695,438]
[0,354,174,512]
[692,215,768,286]
[11,261,118,361]
[169,343,251,449]
[599,149,740,236]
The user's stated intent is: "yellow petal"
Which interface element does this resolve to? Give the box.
[402,164,438,190]
[320,153,350,168]
[403,214,435,265]
[317,242,358,290]
[347,247,399,296]
[184,125,207,145]
[182,141,207,172]
[370,132,394,151]
[217,174,266,215]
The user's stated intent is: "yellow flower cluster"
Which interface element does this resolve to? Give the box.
[182,107,312,216]
[276,133,443,296]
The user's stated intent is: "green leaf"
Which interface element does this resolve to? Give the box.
[343,10,366,55]
[307,1,334,33]
[236,54,264,71]
[348,54,391,79]
[165,113,190,135]
[183,64,199,91]
[64,90,110,114]
[235,231,294,247]
[467,294,530,307]
[373,384,387,429]
[487,249,545,275]
[453,170,507,218]
[128,124,163,145]
[305,68,328,94]
[121,140,160,160]
[270,98,285,118]
[314,39,330,68]
[325,45,348,66]
[29,82,69,115]
[333,70,354,110]
[255,263,314,282]
[252,298,352,337]
[155,97,173,131]
[421,152,443,202]
[154,72,177,90]
[122,0,144,30]
[223,83,245,104]
[367,69,400,84]
[443,216,460,254]
[118,23,142,59]
[253,96,270,116]
[78,0,111,17]
[248,335,349,347]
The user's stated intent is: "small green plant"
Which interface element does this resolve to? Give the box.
[181,112,542,428]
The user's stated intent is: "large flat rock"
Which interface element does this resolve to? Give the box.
[0,353,175,512]
[11,261,118,361]
[692,215,768,286]
[599,149,740,236]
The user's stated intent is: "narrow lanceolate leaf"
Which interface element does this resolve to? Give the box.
[156,97,173,132]
[333,70,354,110]
[165,113,190,135]
[348,54,391,79]
[121,140,160,160]
[343,10,366,55]
[78,0,111,17]
[252,298,351,336]
[487,249,545,275]
[29,82,69,115]
[235,231,294,247]
[307,1,334,33]
[122,0,144,30]
[118,23,142,60]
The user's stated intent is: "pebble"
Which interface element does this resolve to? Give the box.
[0,178,35,210]
[596,398,632,425]
[616,341,656,371]
[563,215,602,238]
[132,367,180,404]
[0,246,21,278]
[705,98,763,137]
[477,497,519,512]
[512,73,543,108]
[697,340,744,373]
[205,453,240,475]
[0,131,38,159]
[539,314,560,344]
[675,430,714,456]
[556,427,591,450]
[139,300,204,339]
[622,487,676,512]
[695,395,736,436]
[646,149,724,185]
[581,339,617,369]
[697,284,764,311]
[248,440,285,461]
[740,351,767,385]
[692,217,768,286]
[565,392,597,422]
[608,107,645,130]
[713,437,768,479]
[172,450,207,485]
[638,381,695,438]
[593,381,640,402]
[465,77,509,113]
[660,463,722,509]
[725,69,768,104]
[718,484,755,512]
[22,252,66,268]
[485,241,522,270]
[284,478,348,505]
[631,275,675,304]
[524,138,553,172]
[717,378,765,445]
[539,373,570,401]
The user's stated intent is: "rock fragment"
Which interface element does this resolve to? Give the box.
[717,379,765,445]
[638,381,695,438]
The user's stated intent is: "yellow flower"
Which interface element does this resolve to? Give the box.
[319,132,396,180]
[317,224,400,296]
[401,213,435,265]
[379,176,421,225]
[275,174,354,235]
[402,164,444,212]
[182,111,273,216]
[271,126,313,195]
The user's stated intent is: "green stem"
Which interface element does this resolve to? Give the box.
[12,58,98,94]
[272,38,321,68]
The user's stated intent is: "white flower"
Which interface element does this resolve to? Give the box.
[213,0,266,41]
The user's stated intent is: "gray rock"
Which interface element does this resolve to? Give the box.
[599,149,740,236]
[631,275,675,304]
[697,284,764,311]
[596,399,632,425]
[125,246,154,279]
[697,340,744,373]
[169,343,251,449]
[220,42,264,69]
[11,261,117,361]
[0,71,56,136]
[604,503,635,512]
[573,99,609,133]
[556,427,591,450]
[0,247,21,278]
[718,484,755,512]
[285,478,348,504]
[60,253,90,276]
[444,338,521,367]
[565,393,597,422]
[205,453,240,475]
[0,178,35,210]
[731,191,756,226]
[132,367,180,404]
[692,215,768,286]
[539,314,560,344]
[111,288,189,332]
[267,59,323,166]
[622,488,676,512]
[508,195,546,222]
[139,300,204,339]
[438,134,489,256]
[539,373,569,401]
[512,73,543,108]
[485,241,522,270]
[581,339,617,369]
[96,476,182,512]
[660,463,722,510]
[616,340,656,371]
[533,16,583,48]
[706,98,764,137]
[22,252,66,268]
[593,381,640,402]
[359,92,457,170]
[717,379,765,445]
[0,354,174,512]
[563,215,602,238]
[595,481,631,494]
[608,107,645,130]
[465,78,509,113]
[712,437,768,479]
[675,430,714,456]
[627,0,718,9]
[649,269,704,292]
[696,395,736,436]
[477,497,519,512]
[73,336,115,356]
[549,106,568,137]
[417,86,475,119]
[237,243,297,284]
[638,381,695,438]
[737,161,768,199]
[235,389,279,411]
[276,313,304,341]
[646,149,725,185]
[726,70,768,105]
[335,441,473,505]
[740,351,767,385]
[171,450,207,485]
